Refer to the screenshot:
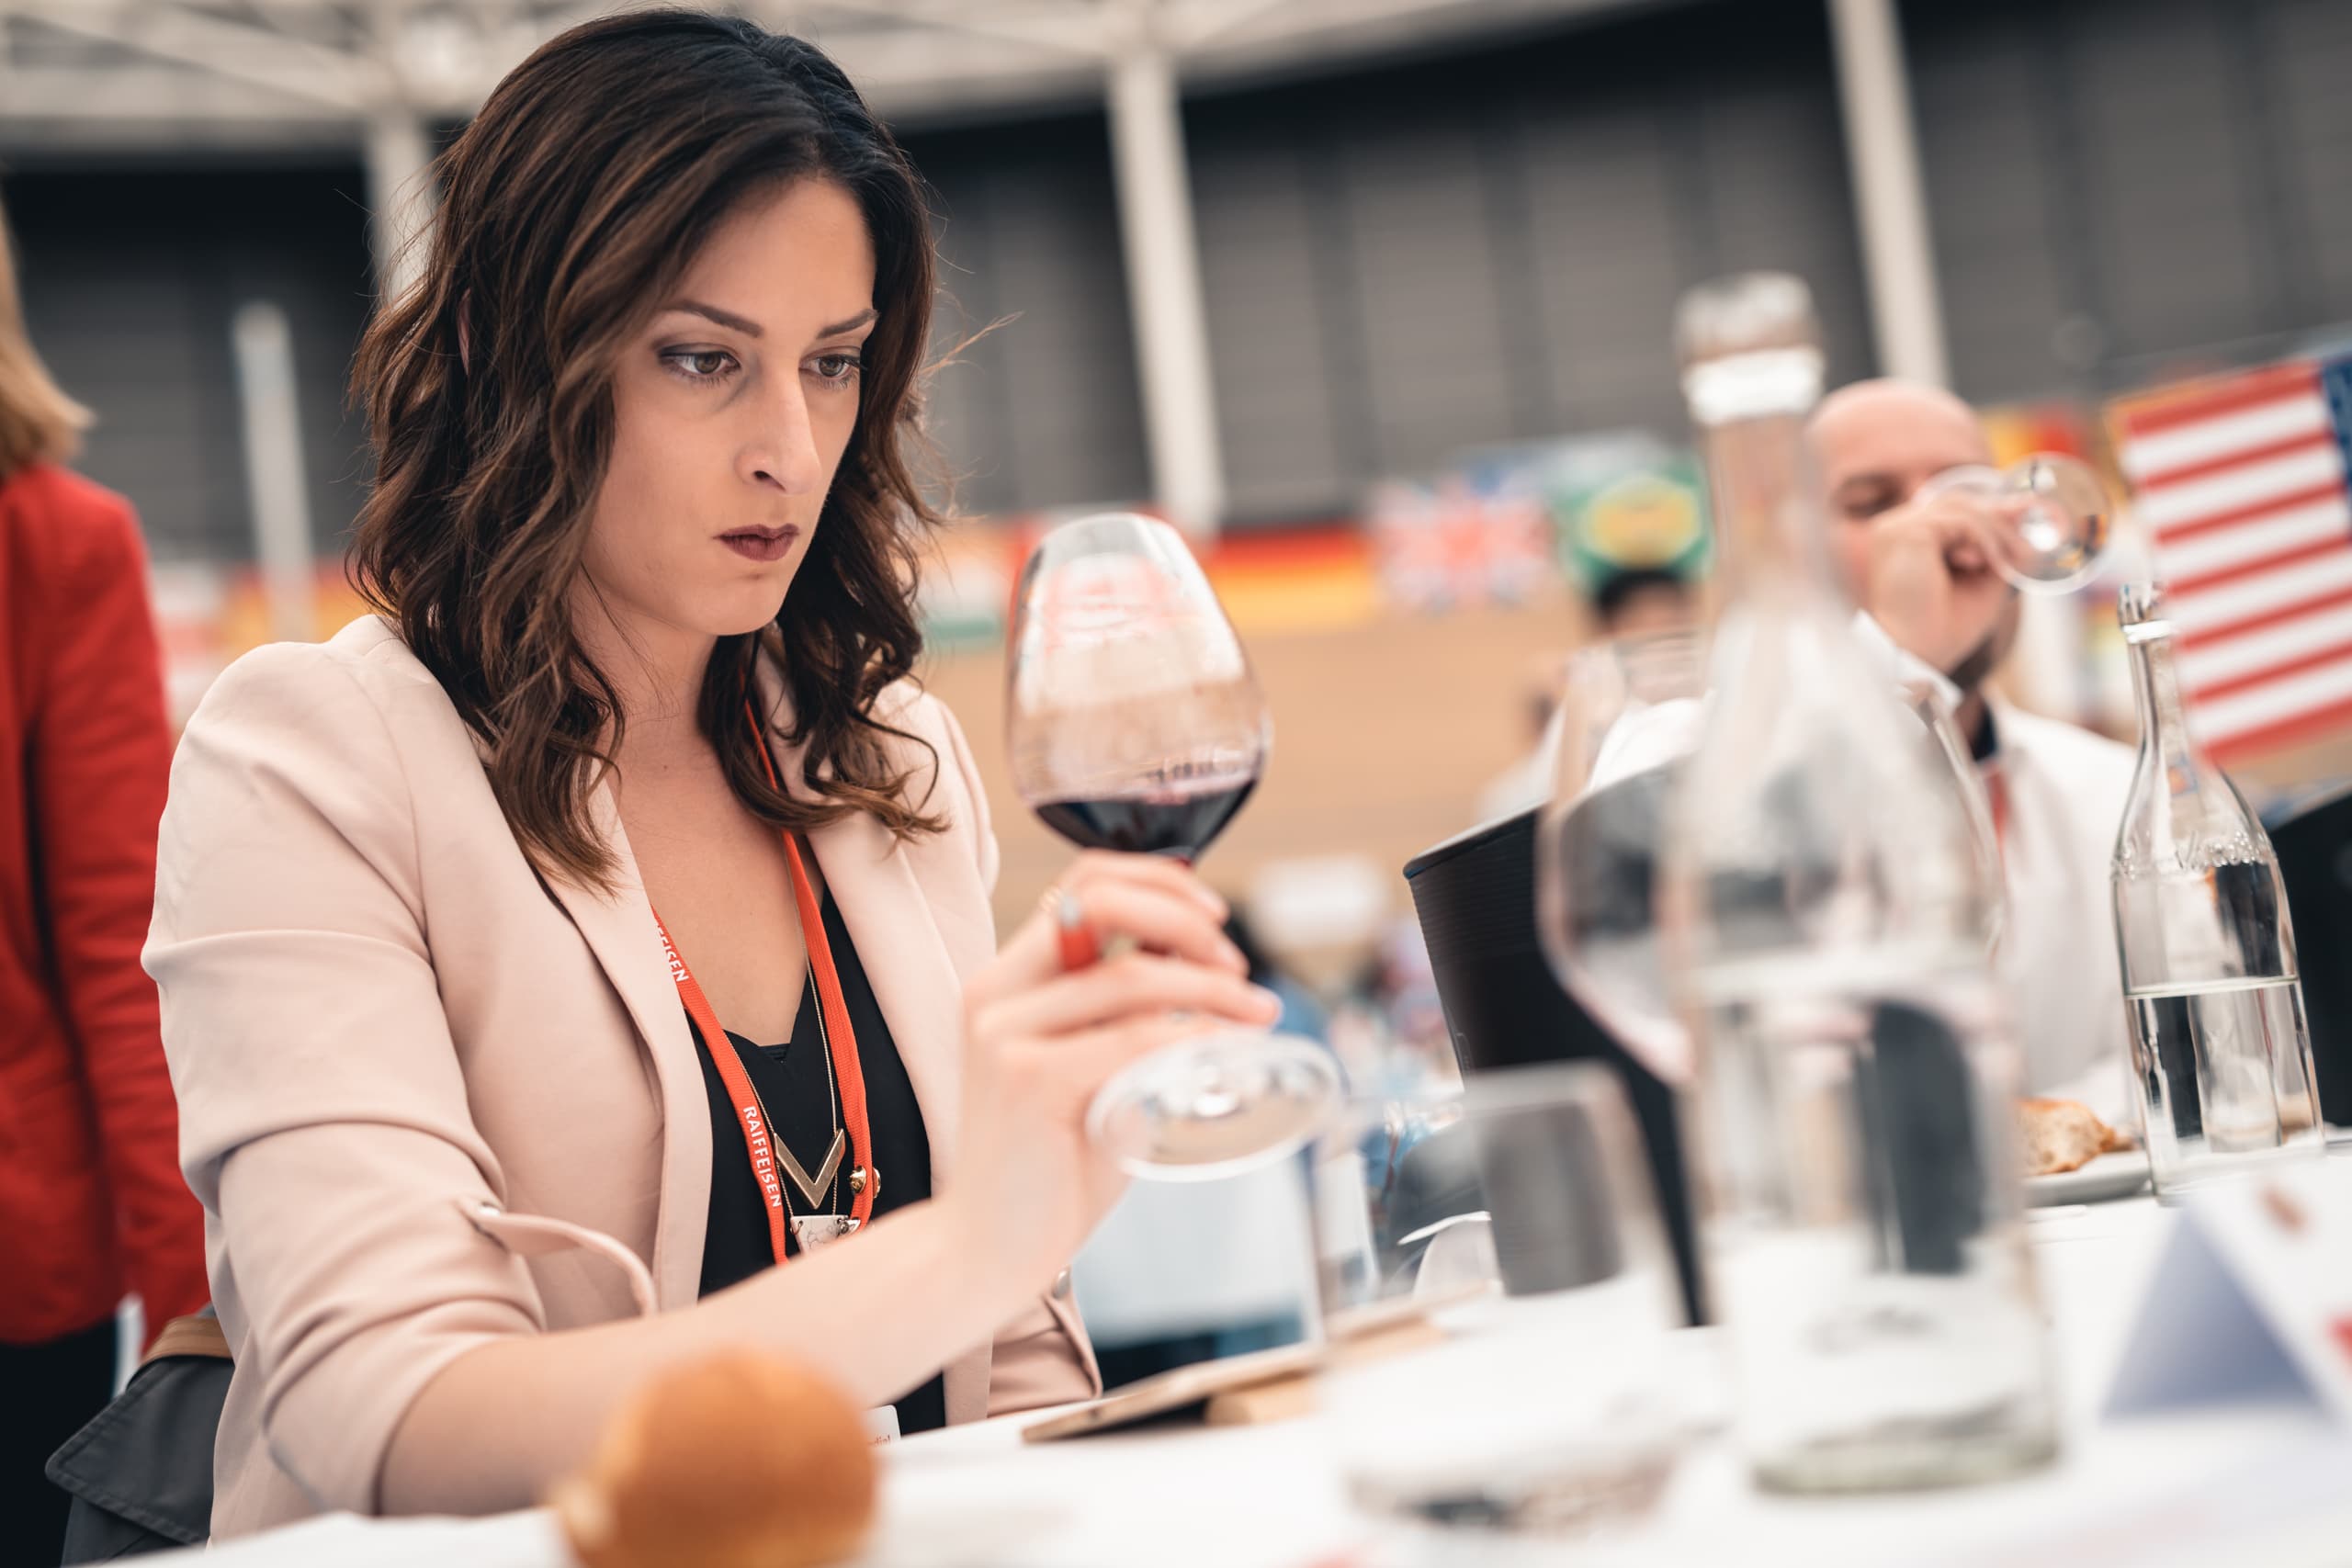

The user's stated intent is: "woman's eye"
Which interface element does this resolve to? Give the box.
[810,353,864,386]
[662,349,738,382]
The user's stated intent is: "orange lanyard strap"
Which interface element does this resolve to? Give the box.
[650,703,876,1269]
[661,915,797,1266]
[749,701,876,1234]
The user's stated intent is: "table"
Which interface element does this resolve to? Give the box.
[164,1190,2349,1568]
[853,1194,2347,1568]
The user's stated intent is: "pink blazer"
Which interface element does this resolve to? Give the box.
[146,616,1096,1538]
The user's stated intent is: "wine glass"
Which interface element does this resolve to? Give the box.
[1006,512,1340,1180]
[1310,1066,1684,1540]
[1918,453,2113,593]
[1533,631,1707,1089]
[1535,632,2007,1091]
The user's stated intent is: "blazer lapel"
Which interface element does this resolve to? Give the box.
[543,785,714,1311]
[805,809,967,1181]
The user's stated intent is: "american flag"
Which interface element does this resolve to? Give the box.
[2110,358,2352,763]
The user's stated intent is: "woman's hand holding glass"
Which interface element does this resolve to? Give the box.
[944,852,1283,1309]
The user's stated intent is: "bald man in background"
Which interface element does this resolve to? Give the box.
[1809,379,2137,1122]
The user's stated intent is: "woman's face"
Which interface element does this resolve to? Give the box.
[578,176,877,652]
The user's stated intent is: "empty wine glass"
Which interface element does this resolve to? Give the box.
[1536,631,2004,1091]
[1533,631,1707,1088]
[1312,1065,1685,1543]
[1918,453,2113,593]
[1007,512,1340,1179]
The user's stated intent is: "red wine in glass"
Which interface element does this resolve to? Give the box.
[1006,513,1336,1179]
[1031,773,1259,861]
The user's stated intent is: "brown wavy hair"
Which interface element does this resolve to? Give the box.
[350,8,944,891]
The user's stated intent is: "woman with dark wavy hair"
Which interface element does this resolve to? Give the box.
[146,9,1276,1536]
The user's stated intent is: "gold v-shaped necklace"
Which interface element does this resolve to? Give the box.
[745,964,844,1212]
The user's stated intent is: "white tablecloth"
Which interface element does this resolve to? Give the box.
[169,1191,2348,1568]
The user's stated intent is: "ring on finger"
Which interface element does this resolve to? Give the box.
[1043,886,1102,972]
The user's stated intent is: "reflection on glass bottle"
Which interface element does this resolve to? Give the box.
[2110,583,2324,1198]
[1659,273,2056,1493]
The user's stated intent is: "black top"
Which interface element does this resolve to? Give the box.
[692,887,946,1435]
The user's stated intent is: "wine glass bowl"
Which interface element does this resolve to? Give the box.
[1007,512,1336,1178]
[1007,513,1269,863]
[1920,453,2113,593]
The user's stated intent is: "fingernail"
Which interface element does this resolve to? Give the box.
[1220,939,1249,972]
[1250,984,1282,1014]
[1194,886,1229,916]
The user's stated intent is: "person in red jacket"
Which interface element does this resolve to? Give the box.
[0,200,208,1559]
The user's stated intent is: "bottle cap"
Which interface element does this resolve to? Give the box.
[2117,581,2175,642]
[1675,272,1826,424]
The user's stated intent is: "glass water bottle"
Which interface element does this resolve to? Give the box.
[1660,273,2057,1493]
[2111,582,2324,1198]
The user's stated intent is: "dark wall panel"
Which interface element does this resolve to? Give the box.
[6,164,373,563]
[900,114,1151,518]
[1907,0,2352,400]
[1189,0,1872,522]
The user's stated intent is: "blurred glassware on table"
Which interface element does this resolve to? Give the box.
[1006,512,1339,1180]
[1917,453,2115,594]
[1309,1066,1683,1548]
[1660,272,2058,1493]
[1536,619,2005,1105]
[1534,630,1706,1089]
[2110,581,2325,1199]
[1307,1089,1486,1328]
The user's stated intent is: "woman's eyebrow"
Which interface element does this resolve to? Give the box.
[658,302,876,339]
[663,299,763,337]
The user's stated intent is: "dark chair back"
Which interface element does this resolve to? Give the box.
[2271,783,2352,1127]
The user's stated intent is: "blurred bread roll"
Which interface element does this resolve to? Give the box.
[2019,1097,2112,1177]
[553,1350,877,1568]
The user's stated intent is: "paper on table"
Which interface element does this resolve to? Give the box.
[2107,1159,2352,1422]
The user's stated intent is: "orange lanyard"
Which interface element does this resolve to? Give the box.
[652,704,875,1266]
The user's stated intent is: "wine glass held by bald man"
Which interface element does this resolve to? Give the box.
[137,11,1279,1539]
[1806,379,2139,1129]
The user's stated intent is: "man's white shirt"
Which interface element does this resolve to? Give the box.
[1983,700,2138,1122]
[1849,610,2141,1118]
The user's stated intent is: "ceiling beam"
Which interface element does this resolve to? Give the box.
[807,0,1111,60]
[0,62,343,121]
[0,0,1654,132]
[4,0,385,109]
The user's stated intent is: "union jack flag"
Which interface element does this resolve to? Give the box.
[1368,480,1552,613]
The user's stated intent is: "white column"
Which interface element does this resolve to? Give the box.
[365,108,436,305]
[1105,42,1226,537]
[1826,0,1950,387]
[231,302,318,644]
